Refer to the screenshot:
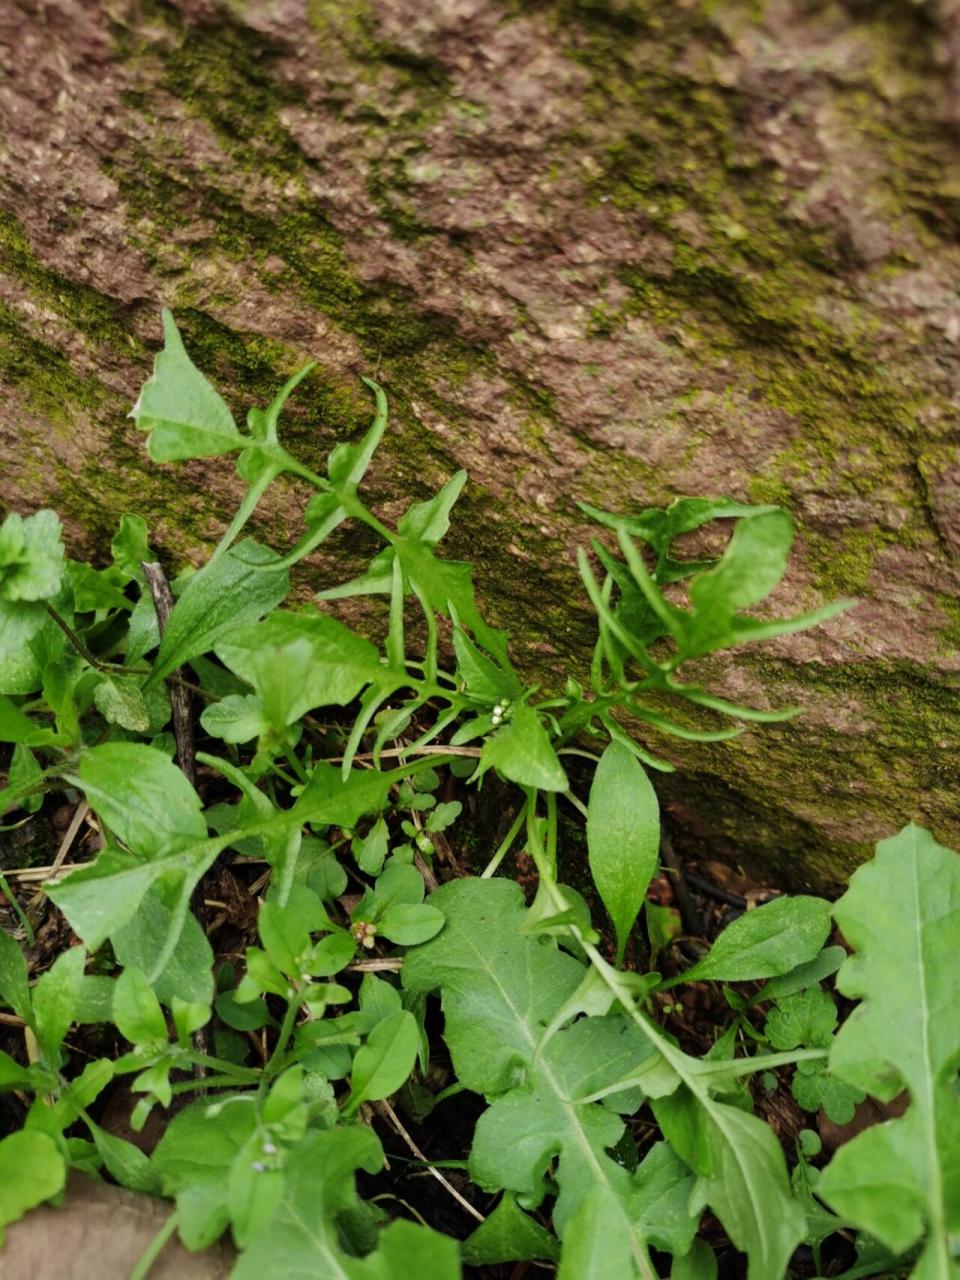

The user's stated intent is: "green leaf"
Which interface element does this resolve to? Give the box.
[692,1098,805,1279]
[294,761,401,829]
[818,824,960,1276]
[750,944,846,1004]
[153,1095,258,1249]
[326,377,389,496]
[453,626,522,702]
[215,610,388,729]
[790,1060,864,1124]
[481,704,567,792]
[0,598,60,695]
[150,541,289,684]
[32,945,85,1065]
[0,927,32,1023]
[113,884,215,1006]
[228,1127,385,1278]
[0,1130,65,1243]
[463,1192,559,1266]
[130,310,243,461]
[87,1118,162,1194]
[199,693,268,744]
[689,509,793,620]
[671,1239,718,1280]
[66,560,130,612]
[678,896,832,984]
[67,743,206,860]
[403,880,687,1262]
[397,471,467,546]
[377,903,445,946]
[0,696,55,746]
[557,1185,635,1280]
[403,878,583,1096]
[113,967,167,1044]
[47,829,232,965]
[93,676,151,733]
[764,988,836,1049]
[346,1010,419,1114]
[110,513,152,582]
[0,510,64,603]
[587,741,660,962]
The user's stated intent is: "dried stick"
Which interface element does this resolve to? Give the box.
[372,1097,484,1225]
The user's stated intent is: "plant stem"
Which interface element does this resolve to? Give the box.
[261,991,302,1086]
[129,1208,180,1280]
[481,799,528,878]
[44,606,149,675]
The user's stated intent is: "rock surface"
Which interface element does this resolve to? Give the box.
[2,0,960,886]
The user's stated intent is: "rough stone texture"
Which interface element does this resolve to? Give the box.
[0,1172,234,1278]
[2,0,960,887]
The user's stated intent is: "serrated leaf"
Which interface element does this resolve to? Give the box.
[790,1061,864,1124]
[818,824,960,1277]
[587,741,660,962]
[764,988,836,1049]
[403,879,686,1266]
[678,895,831,984]
[130,310,243,461]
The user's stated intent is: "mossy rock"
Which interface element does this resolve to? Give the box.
[2,0,960,887]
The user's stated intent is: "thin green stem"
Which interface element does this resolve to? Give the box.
[206,468,278,567]
[129,1208,180,1280]
[260,991,303,1087]
[168,1075,253,1097]
[481,799,529,879]
[0,874,34,944]
[45,606,149,676]
[411,580,439,685]
[284,749,309,786]
[180,1052,261,1082]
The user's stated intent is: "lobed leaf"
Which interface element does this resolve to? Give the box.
[818,824,960,1278]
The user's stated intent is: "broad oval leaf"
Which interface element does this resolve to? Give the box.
[346,1010,419,1113]
[587,740,660,963]
[67,742,206,860]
